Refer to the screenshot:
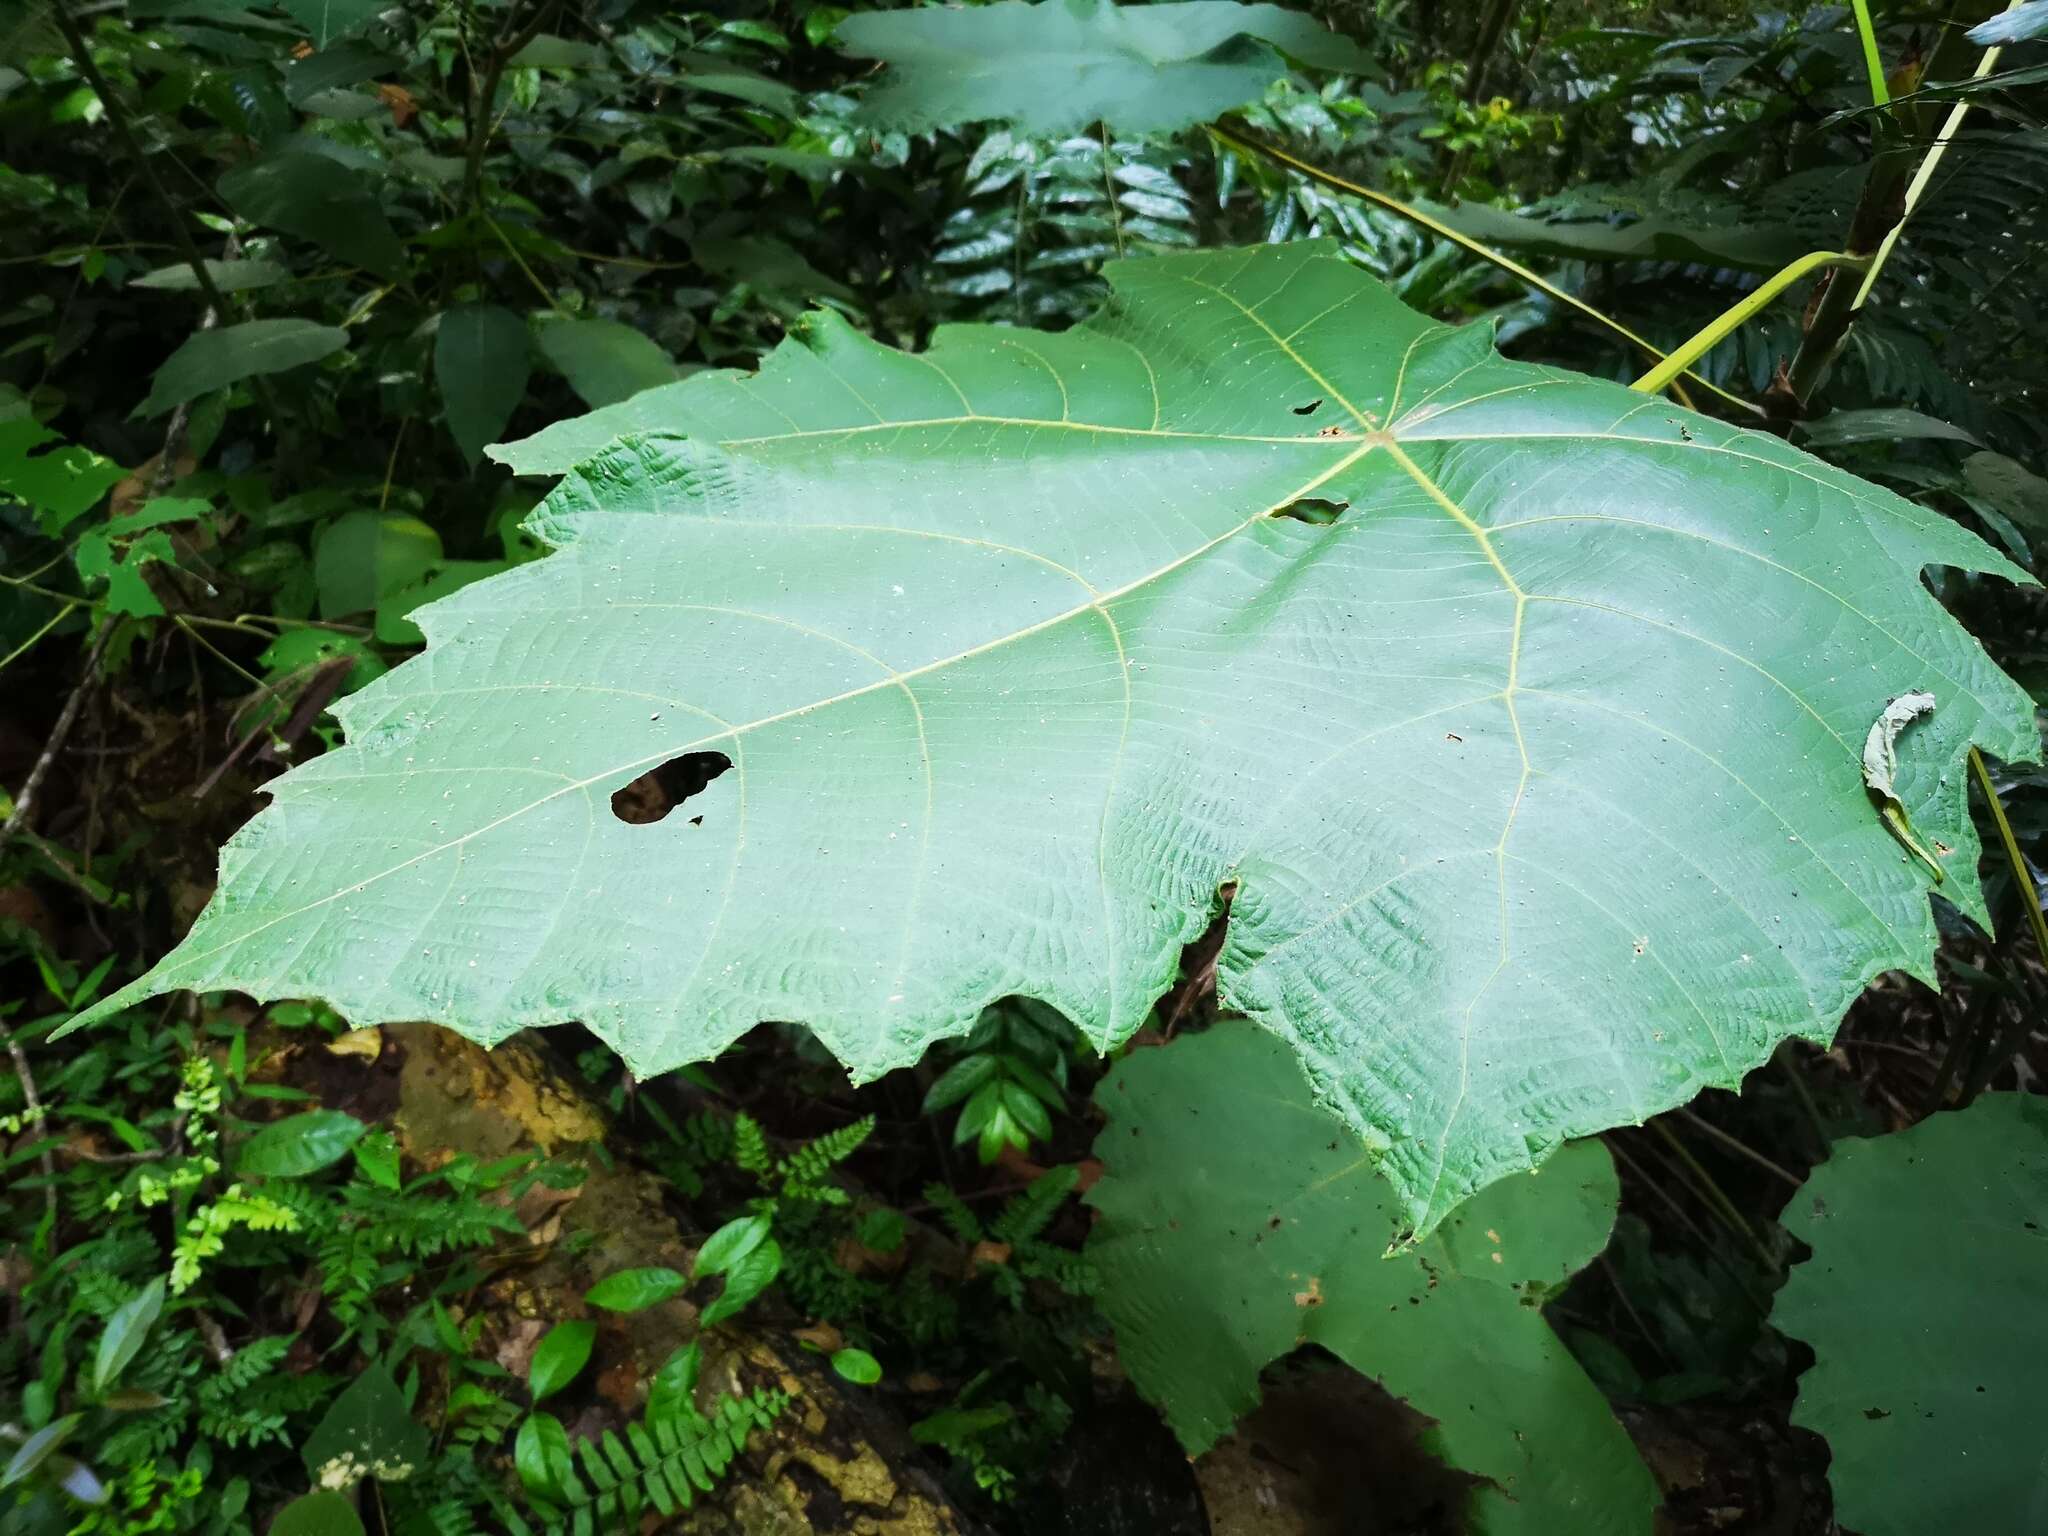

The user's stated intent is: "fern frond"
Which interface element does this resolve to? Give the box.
[523,1390,787,1536]
[989,1165,1077,1248]
[731,1115,772,1180]
[920,1182,981,1246]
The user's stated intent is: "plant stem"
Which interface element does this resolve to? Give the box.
[0,623,112,854]
[1968,746,2048,969]
[0,602,80,676]
[45,0,228,318]
[1845,20,2015,315]
[1211,122,1763,418]
[1629,250,1865,396]
[1647,1119,1778,1272]
[1675,1108,1802,1189]
[1847,0,1891,110]
[1783,0,2020,404]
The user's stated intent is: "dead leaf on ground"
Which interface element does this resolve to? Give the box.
[326,1027,382,1061]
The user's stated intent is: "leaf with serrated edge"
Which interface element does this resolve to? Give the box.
[68,243,2036,1234]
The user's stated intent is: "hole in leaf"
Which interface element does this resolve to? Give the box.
[1271,498,1349,526]
[1292,398,1323,416]
[611,751,732,825]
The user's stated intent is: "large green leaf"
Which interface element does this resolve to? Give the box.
[534,316,680,409]
[136,318,347,417]
[68,242,2035,1231]
[436,303,532,465]
[1773,1094,2048,1535]
[1087,1025,1656,1533]
[835,0,1370,136]
[279,0,384,48]
[218,152,405,279]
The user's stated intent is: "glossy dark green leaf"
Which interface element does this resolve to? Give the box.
[528,1320,597,1401]
[691,1214,769,1280]
[829,1346,882,1385]
[235,1109,367,1177]
[700,1238,781,1326]
[514,1411,574,1500]
[583,1267,688,1312]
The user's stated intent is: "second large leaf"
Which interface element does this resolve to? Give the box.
[74,243,2035,1232]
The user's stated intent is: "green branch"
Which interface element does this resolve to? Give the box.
[1629,250,1865,397]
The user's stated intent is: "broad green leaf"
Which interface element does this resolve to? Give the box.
[836,0,1370,135]
[351,1128,400,1189]
[283,41,398,103]
[645,1342,700,1424]
[1797,407,1980,449]
[435,303,531,465]
[137,319,347,418]
[279,0,384,46]
[1773,1095,2048,1536]
[1087,1026,1655,1533]
[219,153,405,279]
[313,511,441,620]
[1964,451,2048,533]
[1,1416,79,1489]
[91,1277,166,1396]
[129,258,288,292]
[0,419,124,535]
[830,1346,882,1385]
[68,242,2037,1233]
[269,1491,367,1536]
[691,1214,770,1279]
[513,1410,574,1499]
[535,317,679,409]
[583,1266,687,1312]
[528,1321,596,1401]
[1423,197,1808,275]
[235,1108,367,1176]
[700,1237,781,1327]
[301,1362,429,1486]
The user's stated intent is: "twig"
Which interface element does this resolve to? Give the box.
[1646,1118,1778,1272]
[0,624,113,855]
[1674,1107,1802,1189]
[46,0,228,316]
[0,1027,57,1224]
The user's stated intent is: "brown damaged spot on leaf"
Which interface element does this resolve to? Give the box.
[1294,1276,1323,1308]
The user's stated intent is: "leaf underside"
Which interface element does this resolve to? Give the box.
[1087,1026,1657,1534]
[74,242,2035,1233]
